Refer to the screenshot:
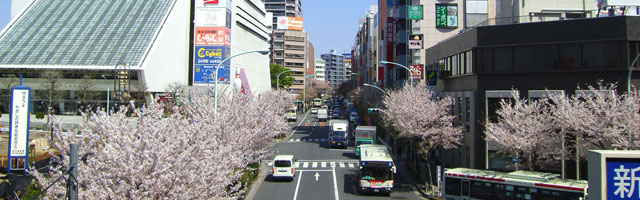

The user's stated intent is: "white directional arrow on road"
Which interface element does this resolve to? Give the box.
[314,172,320,181]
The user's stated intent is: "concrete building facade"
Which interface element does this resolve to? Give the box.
[271,29,307,92]
[264,0,302,28]
[314,58,326,81]
[322,50,346,88]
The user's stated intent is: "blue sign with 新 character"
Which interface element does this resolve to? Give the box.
[607,158,640,199]
[193,64,230,84]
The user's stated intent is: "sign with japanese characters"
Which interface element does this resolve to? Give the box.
[435,4,458,28]
[607,158,640,199]
[409,34,423,49]
[193,64,230,84]
[409,65,423,79]
[408,5,423,20]
[195,8,232,28]
[195,46,230,65]
[9,87,30,157]
[195,27,231,46]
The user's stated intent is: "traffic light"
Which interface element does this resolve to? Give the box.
[368,108,381,113]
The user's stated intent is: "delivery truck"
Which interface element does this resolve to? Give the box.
[355,126,376,157]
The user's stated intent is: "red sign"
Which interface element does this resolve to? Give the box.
[203,0,219,4]
[409,65,424,79]
[194,27,231,46]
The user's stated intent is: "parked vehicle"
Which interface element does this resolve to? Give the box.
[272,155,297,181]
[317,109,328,122]
[330,119,349,148]
[355,126,376,157]
[358,144,395,194]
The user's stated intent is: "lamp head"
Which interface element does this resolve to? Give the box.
[363,83,371,86]
[380,61,390,64]
[257,50,270,55]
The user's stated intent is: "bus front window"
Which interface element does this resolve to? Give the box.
[360,166,393,181]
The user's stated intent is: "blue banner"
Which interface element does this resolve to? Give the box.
[607,158,640,200]
[195,46,230,65]
[193,64,230,84]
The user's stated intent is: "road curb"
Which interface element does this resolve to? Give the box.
[244,162,268,200]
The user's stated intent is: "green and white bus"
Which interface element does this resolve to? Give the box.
[358,144,396,194]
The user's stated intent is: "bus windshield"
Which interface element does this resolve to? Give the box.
[360,165,393,181]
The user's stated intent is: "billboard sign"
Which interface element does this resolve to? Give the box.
[195,46,230,65]
[606,158,640,199]
[409,34,423,49]
[8,87,30,157]
[408,5,423,20]
[195,8,232,28]
[343,53,352,62]
[436,4,458,28]
[194,64,231,84]
[276,17,303,31]
[409,65,423,79]
[197,0,232,9]
[195,27,231,46]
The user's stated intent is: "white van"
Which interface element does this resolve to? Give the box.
[272,155,296,181]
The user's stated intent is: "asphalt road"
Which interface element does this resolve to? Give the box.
[248,111,423,200]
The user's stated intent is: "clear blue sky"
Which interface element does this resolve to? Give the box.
[0,0,10,30]
[303,0,377,58]
[0,0,377,58]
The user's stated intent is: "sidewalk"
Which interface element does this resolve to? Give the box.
[378,138,438,200]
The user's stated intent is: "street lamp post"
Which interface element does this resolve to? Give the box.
[363,83,389,96]
[277,70,292,102]
[101,75,110,117]
[380,60,413,85]
[627,53,640,145]
[214,50,270,121]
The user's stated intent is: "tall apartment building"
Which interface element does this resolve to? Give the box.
[353,5,379,86]
[271,30,307,91]
[264,0,302,27]
[322,50,346,88]
[314,58,326,81]
[265,0,307,93]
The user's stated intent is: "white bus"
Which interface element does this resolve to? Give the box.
[312,98,323,107]
[358,144,396,194]
[442,168,587,200]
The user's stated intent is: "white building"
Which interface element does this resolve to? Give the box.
[0,0,271,113]
[314,58,325,81]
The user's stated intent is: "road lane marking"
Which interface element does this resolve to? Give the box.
[312,162,317,168]
[321,162,327,168]
[332,166,340,200]
[293,171,303,200]
[289,112,310,137]
[303,162,309,168]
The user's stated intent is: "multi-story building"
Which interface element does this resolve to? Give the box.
[264,0,302,28]
[314,58,326,81]
[0,0,272,113]
[271,29,307,92]
[425,16,639,179]
[322,50,346,87]
[353,5,379,86]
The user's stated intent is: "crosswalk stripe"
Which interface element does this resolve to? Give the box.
[314,139,319,142]
[312,162,318,168]
[331,162,336,167]
[295,162,300,168]
[321,162,327,168]
[348,163,354,168]
[303,162,309,168]
[296,139,301,142]
[339,162,345,168]
[289,139,294,142]
[267,162,272,166]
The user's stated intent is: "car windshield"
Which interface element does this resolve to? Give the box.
[274,160,291,167]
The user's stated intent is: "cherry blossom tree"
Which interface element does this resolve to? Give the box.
[382,83,463,184]
[30,88,288,199]
[485,90,561,170]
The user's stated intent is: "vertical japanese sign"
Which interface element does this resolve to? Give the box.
[193,0,232,85]
[407,5,423,20]
[436,4,458,28]
[607,158,640,199]
[9,87,30,158]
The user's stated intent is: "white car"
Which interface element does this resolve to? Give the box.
[272,155,296,181]
[311,108,318,114]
